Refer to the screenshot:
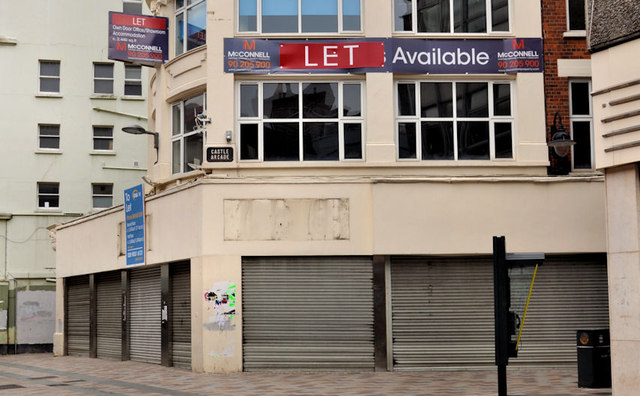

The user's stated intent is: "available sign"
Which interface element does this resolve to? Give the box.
[124,184,145,266]
[224,38,543,74]
[108,12,168,66]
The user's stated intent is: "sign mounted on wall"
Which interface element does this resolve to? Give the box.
[124,184,145,266]
[224,38,543,74]
[108,12,169,66]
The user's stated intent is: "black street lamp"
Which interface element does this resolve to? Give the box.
[548,112,575,157]
[122,124,159,164]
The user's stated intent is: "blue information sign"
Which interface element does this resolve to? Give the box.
[124,184,145,266]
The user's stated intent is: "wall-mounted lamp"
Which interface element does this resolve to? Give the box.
[225,130,233,143]
[122,124,159,164]
[547,112,575,157]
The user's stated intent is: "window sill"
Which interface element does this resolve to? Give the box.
[35,208,62,214]
[392,32,513,38]
[35,149,62,155]
[90,150,116,156]
[36,93,62,98]
[121,95,145,101]
[90,94,117,100]
[563,31,586,38]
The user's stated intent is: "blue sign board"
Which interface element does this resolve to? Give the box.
[124,184,145,266]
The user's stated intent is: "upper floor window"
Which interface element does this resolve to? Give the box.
[238,81,364,161]
[38,182,59,209]
[394,0,509,34]
[175,0,206,56]
[93,126,114,151]
[567,0,585,31]
[39,124,60,150]
[39,60,60,93]
[94,63,114,95]
[124,65,142,96]
[396,81,513,160]
[123,0,143,14]
[92,183,114,209]
[172,93,206,173]
[238,0,362,34]
[570,80,592,170]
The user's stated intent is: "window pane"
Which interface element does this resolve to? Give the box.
[94,64,113,78]
[494,122,512,158]
[239,0,257,31]
[456,82,488,117]
[172,105,182,136]
[422,121,454,160]
[184,94,204,132]
[454,0,487,33]
[303,122,339,160]
[398,84,416,116]
[493,84,511,116]
[40,125,60,136]
[186,1,207,51]
[263,0,298,33]
[39,183,59,194]
[457,121,489,159]
[93,127,113,137]
[125,82,142,96]
[398,122,417,159]
[343,0,361,30]
[176,0,184,8]
[421,82,453,117]
[394,0,413,31]
[240,124,259,160]
[93,196,113,208]
[94,80,114,94]
[40,61,60,77]
[241,85,259,117]
[172,140,181,173]
[343,84,361,117]
[344,123,362,159]
[417,0,450,33]
[571,82,590,115]
[303,83,338,118]
[38,195,59,208]
[92,184,113,195]
[125,65,142,80]
[491,0,509,31]
[176,12,185,55]
[183,132,203,171]
[264,83,299,119]
[568,0,586,30]
[94,138,113,151]
[40,78,60,93]
[264,123,299,161]
[573,121,591,169]
[302,0,338,32]
[40,137,60,149]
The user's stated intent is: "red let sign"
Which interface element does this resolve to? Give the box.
[279,42,385,70]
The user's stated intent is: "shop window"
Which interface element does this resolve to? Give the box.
[92,183,114,209]
[171,93,205,173]
[93,126,114,151]
[567,0,586,31]
[93,63,114,94]
[38,182,59,209]
[396,81,513,160]
[39,124,60,150]
[570,80,592,170]
[124,65,142,96]
[238,81,364,162]
[39,60,60,93]
[123,0,142,14]
[175,0,207,56]
[238,0,361,34]
[394,0,509,33]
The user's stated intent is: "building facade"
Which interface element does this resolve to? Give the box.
[54,0,609,373]
[0,0,149,353]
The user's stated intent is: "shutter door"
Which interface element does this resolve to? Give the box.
[129,266,161,364]
[171,262,191,369]
[391,258,495,370]
[66,275,90,357]
[96,271,122,360]
[243,257,374,372]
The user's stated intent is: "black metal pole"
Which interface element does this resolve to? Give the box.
[498,364,507,396]
[494,236,509,396]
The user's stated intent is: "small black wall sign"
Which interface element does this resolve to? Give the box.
[206,147,234,162]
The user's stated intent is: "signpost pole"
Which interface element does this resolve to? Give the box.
[493,236,509,396]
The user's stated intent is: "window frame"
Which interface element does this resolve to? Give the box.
[237,80,365,162]
[569,79,593,171]
[39,60,61,94]
[394,80,514,161]
[236,0,363,35]
[93,62,115,95]
[175,0,207,57]
[38,124,61,150]
[393,0,511,35]
[124,65,143,97]
[37,182,60,209]
[171,92,207,174]
[92,125,114,152]
[92,183,114,209]
[566,0,586,33]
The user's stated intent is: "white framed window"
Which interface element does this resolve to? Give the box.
[92,183,114,209]
[93,63,114,94]
[38,124,60,150]
[569,80,593,170]
[93,126,114,151]
[39,60,60,93]
[394,0,510,34]
[566,0,586,32]
[238,0,362,34]
[123,0,143,14]
[175,0,207,56]
[396,80,513,160]
[38,182,59,209]
[238,81,364,162]
[172,93,206,173]
[124,65,142,96]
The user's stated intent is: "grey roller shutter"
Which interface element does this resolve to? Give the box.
[391,258,495,370]
[243,257,374,372]
[96,271,122,360]
[129,266,161,364]
[171,262,191,369]
[66,275,90,357]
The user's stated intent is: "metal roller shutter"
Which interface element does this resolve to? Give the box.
[171,262,191,369]
[243,257,375,372]
[96,271,122,360]
[129,266,161,364]
[66,275,90,357]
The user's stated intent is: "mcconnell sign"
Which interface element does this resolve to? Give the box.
[108,12,169,66]
[224,38,543,74]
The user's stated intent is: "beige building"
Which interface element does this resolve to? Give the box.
[54,0,609,374]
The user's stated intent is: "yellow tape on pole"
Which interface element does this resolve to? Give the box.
[516,263,539,351]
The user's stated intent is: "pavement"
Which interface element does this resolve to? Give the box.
[0,354,612,396]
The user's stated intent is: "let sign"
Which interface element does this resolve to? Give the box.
[108,12,169,66]
[279,42,385,69]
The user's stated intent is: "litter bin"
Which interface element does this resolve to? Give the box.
[577,329,611,388]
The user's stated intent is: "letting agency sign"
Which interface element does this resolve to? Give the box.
[108,12,168,66]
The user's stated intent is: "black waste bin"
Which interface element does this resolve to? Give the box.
[577,329,611,388]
